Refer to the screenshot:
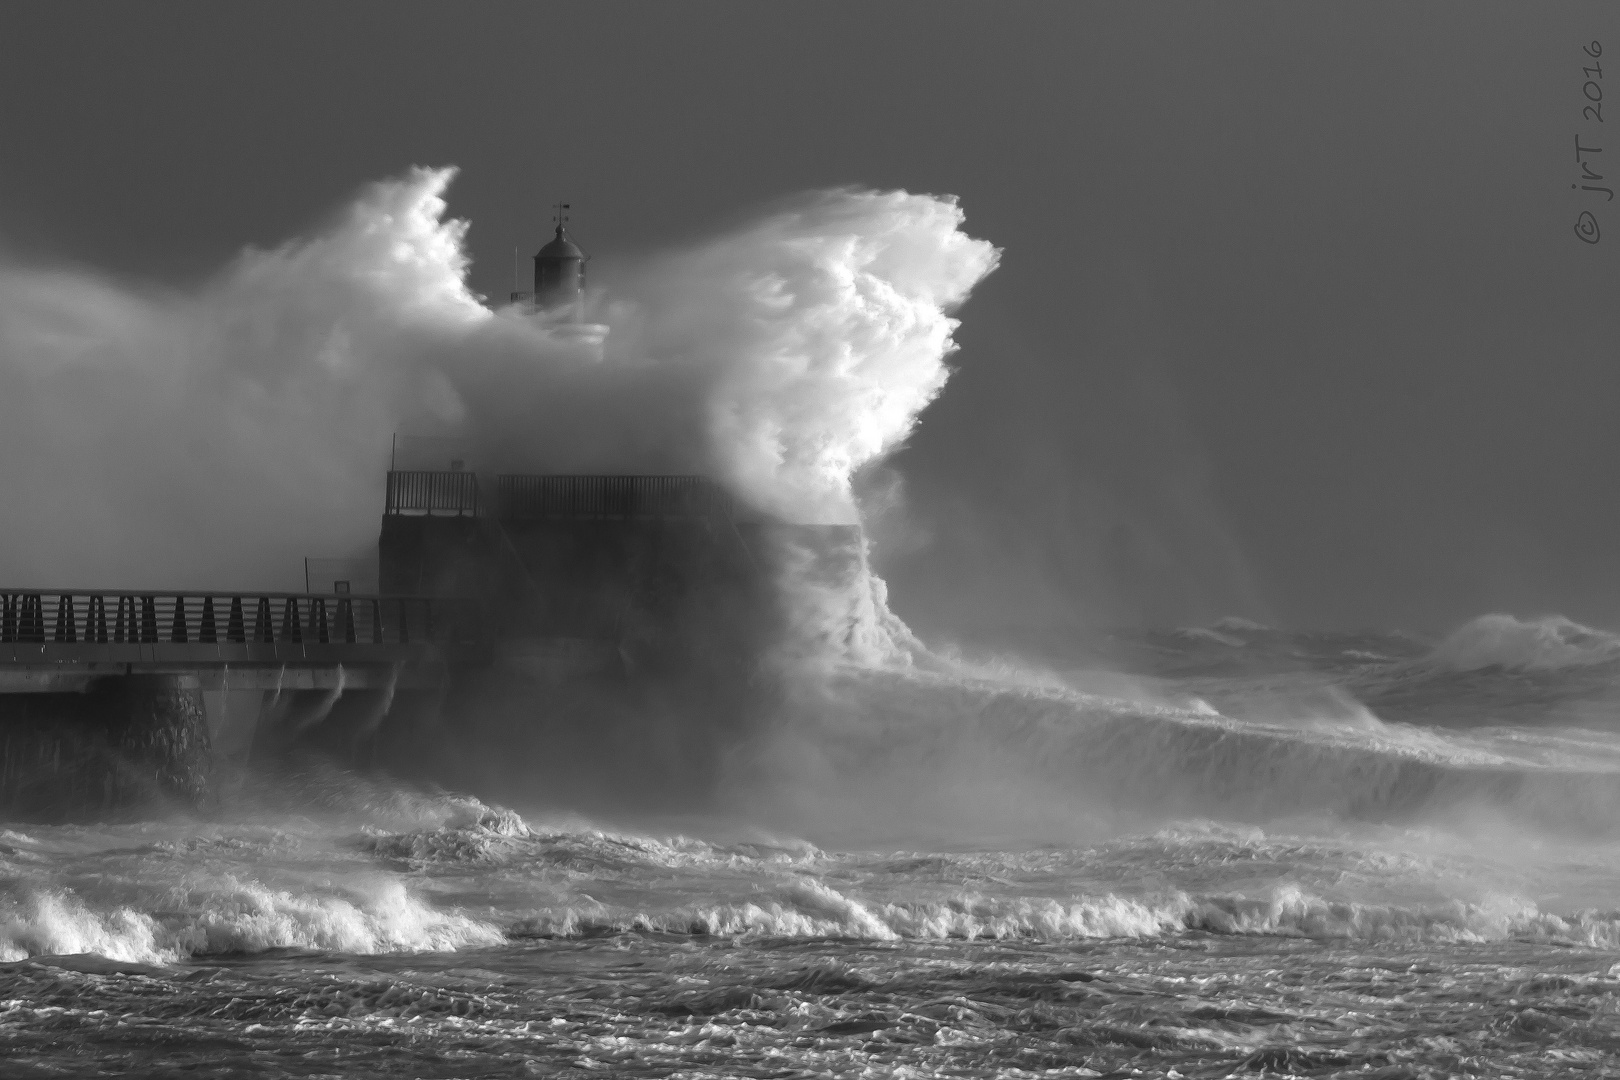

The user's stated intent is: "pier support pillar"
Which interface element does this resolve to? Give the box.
[0,675,211,819]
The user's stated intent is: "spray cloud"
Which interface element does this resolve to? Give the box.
[0,168,998,604]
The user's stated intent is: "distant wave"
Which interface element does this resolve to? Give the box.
[1109,614,1620,732]
[1140,613,1620,674]
[1170,626,1247,648]
[1135,620,1428,673]
[760,666,1620,837]
[1429,614,1620,672]
[1168,617,1273,649]
[1209,616,1273,634]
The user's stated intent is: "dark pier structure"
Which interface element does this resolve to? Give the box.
[0,208,861,817]
[0,589,483,816]
[0,468,853,817]
[381,470,772,673]
[376,466,851,807]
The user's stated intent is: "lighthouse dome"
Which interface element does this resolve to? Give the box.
[535,225,584,260]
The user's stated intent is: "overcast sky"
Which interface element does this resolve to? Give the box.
[3,2,1617,633]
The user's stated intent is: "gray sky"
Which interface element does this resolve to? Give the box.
[2,2,1616,633]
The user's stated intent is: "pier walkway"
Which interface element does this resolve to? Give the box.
[0,590,485,692]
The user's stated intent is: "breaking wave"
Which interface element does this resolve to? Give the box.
[0,877,502,966]
[1429,613,1620,671]
[751,664,1620,838]
[517,878,1620,948]
[12,828,1610,964]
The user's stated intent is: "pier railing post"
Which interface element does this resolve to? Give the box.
[140,596,158,643]
[88,595,108,643]
[53,595,75,643]
[279,598,302,643]
[19,594,42,643]
[199,597,217,644]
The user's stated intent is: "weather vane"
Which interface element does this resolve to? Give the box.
[553,201,570,228]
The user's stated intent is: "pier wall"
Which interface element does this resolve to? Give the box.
[0,675,210,819]
[379,513,862,680]
[0,475,866,813]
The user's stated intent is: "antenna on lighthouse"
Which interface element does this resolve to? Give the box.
[511,245,529,304]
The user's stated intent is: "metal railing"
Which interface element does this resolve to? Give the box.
[0,591,481,647]
[496,474,734,520]
[385,471,479,516]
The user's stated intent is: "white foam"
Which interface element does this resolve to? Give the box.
[0,890,170,965]
[512,878,1620,948]
[0,877,503,964]
[178,876,504,955]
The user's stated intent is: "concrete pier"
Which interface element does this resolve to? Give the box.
[0,473,860,813]
[0,675,210,819]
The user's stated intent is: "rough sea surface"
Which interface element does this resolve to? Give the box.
[4,614,1620,1078]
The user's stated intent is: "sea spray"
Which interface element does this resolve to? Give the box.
[596,188,1001,524]
[0,170,998,602]
[0,169,1009,822]
[0,172,476,589]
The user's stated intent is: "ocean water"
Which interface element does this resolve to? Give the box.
[3,614,1620,1078]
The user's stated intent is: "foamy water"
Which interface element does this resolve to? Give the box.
[3,621,1619,1077]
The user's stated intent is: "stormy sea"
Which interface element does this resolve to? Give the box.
[3,611,1618,1079]
[0,170,1614,1076]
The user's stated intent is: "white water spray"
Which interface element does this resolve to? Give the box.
[0,169,998,664]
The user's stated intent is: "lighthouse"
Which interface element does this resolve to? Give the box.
[510,202,606,353]
[532,202,585,317]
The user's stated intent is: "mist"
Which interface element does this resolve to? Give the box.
[0,168,997,595]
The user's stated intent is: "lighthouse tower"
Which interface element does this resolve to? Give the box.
[532,202,586,317]
[510,201,606,353]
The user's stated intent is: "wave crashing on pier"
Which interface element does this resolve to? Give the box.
[2,173,1619,1078]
